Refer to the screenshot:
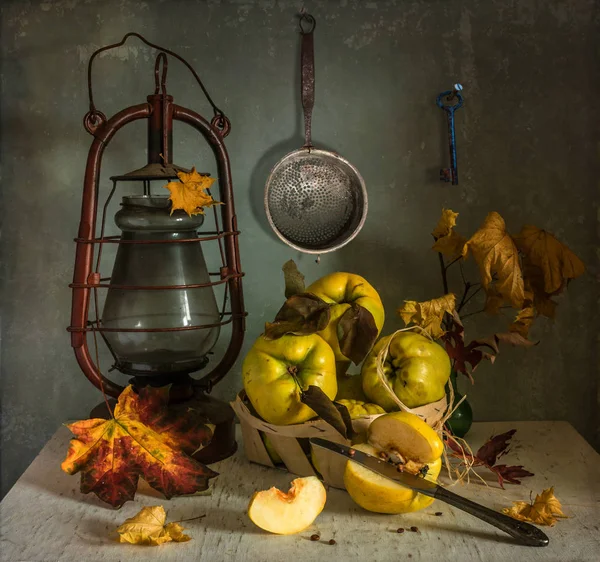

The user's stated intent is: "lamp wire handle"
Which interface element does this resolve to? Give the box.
[86,32,225,123]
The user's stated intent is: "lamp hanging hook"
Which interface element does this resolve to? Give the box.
[154,52,169,95]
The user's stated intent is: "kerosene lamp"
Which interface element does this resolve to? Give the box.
[68,34,246,462]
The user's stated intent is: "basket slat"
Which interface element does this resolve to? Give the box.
[266,433,316,477]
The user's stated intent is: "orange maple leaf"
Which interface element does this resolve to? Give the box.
[503,487,568,526]
[164,167,220,216]
[463,212,525,309]
[515,225,585,294]
[61,385,216,508]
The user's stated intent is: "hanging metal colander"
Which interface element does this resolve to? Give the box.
[264,13,367,254]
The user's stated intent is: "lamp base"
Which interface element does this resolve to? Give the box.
[89,385,237,465]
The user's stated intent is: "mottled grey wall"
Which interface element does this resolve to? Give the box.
[1,0,598,497]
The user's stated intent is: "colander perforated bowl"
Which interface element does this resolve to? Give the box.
[265,148,367,253]
[264,12,367,254]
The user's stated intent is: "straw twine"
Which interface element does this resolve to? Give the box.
[375,326,482,486]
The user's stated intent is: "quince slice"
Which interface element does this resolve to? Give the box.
[247,476,326,535]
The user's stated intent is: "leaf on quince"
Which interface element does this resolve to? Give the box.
[282,259,306,299]
[502,487,567,526]
[515,225,585,294]
[300,385,353,440]
[61,385,217,508]
[163,167,221,216]
[397,294,456,339]
[116,505,192,546]
[464,212,524,309]
[264,294,331,340]
[337,303,378,364]
[431,209,467,258]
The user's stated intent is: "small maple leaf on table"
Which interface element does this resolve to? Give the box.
[61,385,217,508]
[116,505,195,546]
[503,487,568,526]
[446,429,534,488]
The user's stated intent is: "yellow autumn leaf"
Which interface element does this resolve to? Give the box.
[397,294,456,339]
[464,212,524,309]
[433,230,467,259]
[431,209,467,258]
[432,209,459,239]
[521,260,558,319]
[116,505,191,546]
[509,305,535,338]
[484,287,504,315]
[502,487,568,527]
[515,225,585,294]
[164,167,220,217]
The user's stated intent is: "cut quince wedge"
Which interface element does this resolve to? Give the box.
[247,476,326,535]
[344,412,444,514]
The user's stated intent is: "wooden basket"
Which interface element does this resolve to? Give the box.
[231,392,448,490]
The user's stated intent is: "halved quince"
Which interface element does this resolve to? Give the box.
[344,412,444,514]
[247,476,327,535]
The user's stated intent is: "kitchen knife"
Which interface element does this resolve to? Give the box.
[310,437,549,547]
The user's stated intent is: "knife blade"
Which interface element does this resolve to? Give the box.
[310,437,549,547]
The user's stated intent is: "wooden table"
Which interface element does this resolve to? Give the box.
[1,421,598,561]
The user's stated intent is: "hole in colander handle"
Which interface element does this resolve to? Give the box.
[299,13,315,148]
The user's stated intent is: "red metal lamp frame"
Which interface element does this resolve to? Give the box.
[68,34,246,399]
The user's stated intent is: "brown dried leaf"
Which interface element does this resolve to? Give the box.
[509,306,536,338]
[397,294,456,339]
[515,225,585,294]
[282,259,306,299]
[484,287,504,315]
[503,487,567,526]
[495,331,537,348]
[464,212,524,309]
[337,303,378,364]
[264,294,331,340]
[523,259,558,319]
[300,386,353,440]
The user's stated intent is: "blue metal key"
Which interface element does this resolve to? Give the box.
[437,83,463,185]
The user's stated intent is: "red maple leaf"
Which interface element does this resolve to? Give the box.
[62,385,217,508]
[445,429,533,489]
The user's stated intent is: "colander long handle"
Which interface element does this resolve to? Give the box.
[299,13,316,148]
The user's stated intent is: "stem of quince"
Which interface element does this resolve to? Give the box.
[287,366,304,395]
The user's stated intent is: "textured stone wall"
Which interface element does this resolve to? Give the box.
[1,0,597,496]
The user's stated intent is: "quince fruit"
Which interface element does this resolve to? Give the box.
[337,399,385,419]
[242,334,337,425]
[344,412,443,514]
[336,373,368,401]
[362,332,451,410]
[248,476,326,534]
[261,434,282,465]
[306,272,385,369]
